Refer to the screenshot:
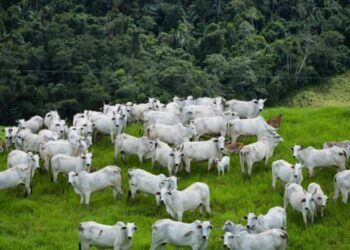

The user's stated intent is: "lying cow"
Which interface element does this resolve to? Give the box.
[78,221,137,250]
[68,166,123,205]
[292,145,347,177]
[150,219,212,250]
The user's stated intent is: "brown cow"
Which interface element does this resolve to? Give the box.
[224,142,244,155]
[267,114,283,128]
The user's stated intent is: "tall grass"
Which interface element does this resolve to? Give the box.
[0,107,350,249]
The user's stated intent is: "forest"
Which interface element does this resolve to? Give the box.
[0,0,349,124]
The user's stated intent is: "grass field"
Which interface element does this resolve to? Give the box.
[0,106,350,249]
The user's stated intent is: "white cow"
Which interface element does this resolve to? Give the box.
[18,115,43,133]
[7,150,40,177]
[225,98,266,118]
[78,221,137,250]
[214,156,230,176]
[182,105,218,119]
[222,220,247,235]
[44,111,60,128]
[75,118,93,138]
[51,152,93,182]
[334,170,350,203]
[272,160,304,190]
[150,219,212,250]
[227,116,276,142]
[4,127,18,150]
[307,182,328,218]
[284,183,316,226]
[68,166,123,205]
[180,136,225,173]
[127,169,177,206]
[159,181,210,221]
[128,103,152,122]
[114,133,153,163]
[38,129,59,143]
[192,112,239,140]
[240,134,283,177]
[148,123,197,145]
[244,207,287,233]
[149,140,182,176]
[41,138,87,170]
[292,145,347,177]
[16,129,42,153]
[92,113,124,143]
[222,229,288,250]
[49,119,67,139]
[323,140,350,157]
[0,164,32,197]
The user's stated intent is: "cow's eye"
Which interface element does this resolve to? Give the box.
[56,124,59,126]
[318,197,322,200]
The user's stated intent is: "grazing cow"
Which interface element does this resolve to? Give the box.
[284,183,316,226]
[225,98,266,118]
[244,207,287,233]
[0,164,32,197]
[307,182,328,218]
[18,115,44,133]
[4,127,18,150]
[150,219,212,250]
[44,111,60,128]
[127,169,177,206]
[159,181,210,221]
[149,140,182,176]
[222,229,288,250]
[68,166,123,205]
[224,142,244,155]
[240,134,283,177]
[334,170,350,203]
[180,136,225,173]
[222,220,247,235]
[51,152,93,183]
[92,113,124,143]
[272,160,304,190]
[78,221,137,250]
[41,138,88,171]
[49,119,67,139]
[267,114,283,128]
[292,145,347,177]
[214,156,230,175]
[114,133,153,164]
[227,116,276,142]
[192,111,239,140]
[323,140,350,157]
[7,150,40,177]
[148,123,197,145]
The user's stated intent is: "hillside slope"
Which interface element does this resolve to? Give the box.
[281,70,350,107]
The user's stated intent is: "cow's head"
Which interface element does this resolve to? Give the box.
[68,171,79,185]
[301,189,315,213]
[201,221,213,240]
[222,232,234,249]
[169,148,182,174]
[244,212,258,232]
[213,136,225,152]
[121,222,138,240]
[222,220,234,232]
[81,152,93,168]
[293,163,303,182]
[292,145,303,159]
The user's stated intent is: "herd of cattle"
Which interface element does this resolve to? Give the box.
[1,96,350,249]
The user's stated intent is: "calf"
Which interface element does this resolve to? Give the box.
[227,116,276,142]
[292,145,347,177]
[78,221,137,250]
[272,160,303,190]
[128,169,177,206]
[222,229,287,250]
[114,133,153,164]
[240,134,283,177]
[7,150,40,177]
[334,170,350,203]
[149,140,182,176]
[267,114,283,128]
[225,98,266,118]
[214,156,230,175]
[148,123,197,145]
[159,181,210,221]
[51,152,93,183]
[180,136,225,173]
[150,219,212,250]
[68,166,123,205]
[18,115,43,133]
[307,182,328,217]
[284,183,316,226]
[244,207,287,233]
[0,165,32,197]
[222,220,247,235]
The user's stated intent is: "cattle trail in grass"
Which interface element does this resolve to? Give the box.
[0,106,350,249]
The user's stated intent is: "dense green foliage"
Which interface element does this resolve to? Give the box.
[0,107,350,249]
[1,1,350,123]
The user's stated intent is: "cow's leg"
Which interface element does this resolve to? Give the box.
[114,149,119,161]
[208,159,214,171]
[80,194,84,204]
[121,152,126,163]
[308,167,314,178]
[138,154,143,164]
[185,158,191,173]
[176,211,183,221]
[230,133,238,143]
[129,186,137,200]
[264,156,269,171]
[333,186,340,201]
[302,212,308,227]
[272,173,277,190]
[84,192,91,205]
[342,189,349,203]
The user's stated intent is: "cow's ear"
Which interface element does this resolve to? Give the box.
[243,216,248,220]
[184,231,193,237]
[1,128,4,132]
[197,224,202,228]
[301,198,306,203]
[214,139,219,142]
[220,235,225,240]
[290,147,293,150]
[170,153,174,156]
[122,226,127,230]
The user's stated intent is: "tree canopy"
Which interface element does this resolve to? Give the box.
[0,0,349,123]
